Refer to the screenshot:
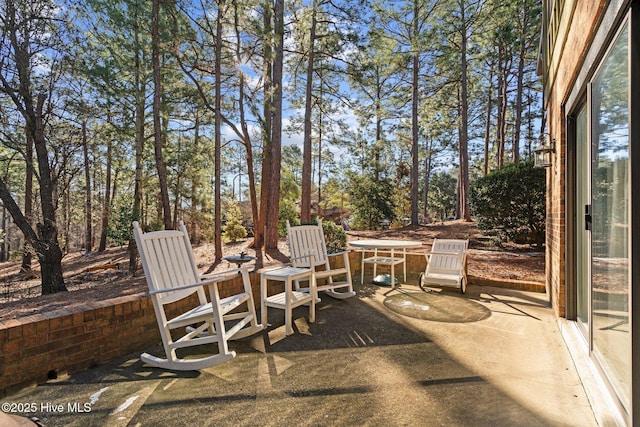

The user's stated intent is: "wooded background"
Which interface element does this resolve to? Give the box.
[0,0,541,293]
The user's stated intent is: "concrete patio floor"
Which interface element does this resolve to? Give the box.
[3,281,597,427]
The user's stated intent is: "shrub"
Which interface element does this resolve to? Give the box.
[222,199,247,242]
[107,195,134,245]
[278,199,299,236]
[347,172,396,229]
[470,161,546,248]
[322,220,347,253]
[427,172,457,221]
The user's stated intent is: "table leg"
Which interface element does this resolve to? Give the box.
[372,248,378,278]
[261,275,268,327]
[390,248,395,289]
[309,273,316,323]
[403,248,407,282]
[285,277,292,335]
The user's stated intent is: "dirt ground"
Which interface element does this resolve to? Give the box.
[0,220,544,321]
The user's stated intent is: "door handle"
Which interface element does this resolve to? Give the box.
[585,204,592,231]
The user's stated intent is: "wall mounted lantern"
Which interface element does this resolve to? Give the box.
[534,133,555,168]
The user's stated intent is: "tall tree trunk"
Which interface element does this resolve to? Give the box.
[63,172,71,254]
[410,6,420,226]
[99,137,112,252]
[213,0,225,260]
[21,128,33,272]
[301,0,317,223]
[512,1,530,163]
[257,1,273,250]
[24,99,65,293]
[317,108,322,213]
[374,77,382,181]
[1,206,6,262]
[235,71,259,252]
[190,115,200,243]
[484,66,493,176]
[0,0,67,294]
[173,137,181,229]
[457,0,471,222]
[152,0,172,230]
[496,51,508,169]
[82,119,92,253]
[129,6,145,273]
[228,0,260,252]
[265,0,284,249]
[422,137,433,221]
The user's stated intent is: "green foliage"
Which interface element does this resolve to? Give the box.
[278,169,302,236]
[322,220,347,253]
[347,172,396,229]
[107,195,134,246]
[278,199,299,237]
[222,199,247,242]
[470,161,546,247]
[428,172,457,221]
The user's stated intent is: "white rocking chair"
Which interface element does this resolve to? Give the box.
[419,238,469,294]
[133,221,263,371]
[286,220,355,299]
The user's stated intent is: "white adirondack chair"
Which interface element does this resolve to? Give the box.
[286,220,356,299]
[133,221,263,371]
[419,238,469,294]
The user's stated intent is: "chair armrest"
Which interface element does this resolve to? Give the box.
[286,253,315,268]
[200,266,250,279]
[147,276,223,295]
[327,251,348,258]
[291,253,316,261]
[404,251,425,257]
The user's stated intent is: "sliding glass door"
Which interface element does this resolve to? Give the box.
[590,20,630,412]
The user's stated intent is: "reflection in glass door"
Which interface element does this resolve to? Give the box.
[590,20,630,412]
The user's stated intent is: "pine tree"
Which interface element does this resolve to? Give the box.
[222,199,247,242]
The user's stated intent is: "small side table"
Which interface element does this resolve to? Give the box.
[261,266,316,335]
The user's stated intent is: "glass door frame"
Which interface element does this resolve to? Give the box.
[566,103,591,342]
[629,3,640,422]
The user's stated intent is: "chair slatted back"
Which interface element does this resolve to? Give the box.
[133,221,203,305]
[433,239,468,255]
[427,238,468,276]
[286,220,329,269]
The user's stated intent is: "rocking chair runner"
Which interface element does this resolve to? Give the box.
[286,220,355,299]
[133,221,263,371]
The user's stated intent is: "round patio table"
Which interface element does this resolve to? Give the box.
[349,239,422,288]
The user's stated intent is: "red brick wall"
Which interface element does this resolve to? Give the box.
[542,0,607,317]
[0,273,260,398]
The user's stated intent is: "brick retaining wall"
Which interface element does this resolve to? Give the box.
[0,273,260,398]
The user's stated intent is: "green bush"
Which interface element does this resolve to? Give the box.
[222,199,247,242]
[427,172,457,221]
[470,161,546,248]
[278,199,299,236]
[107,195,134,245]
[322,220,347,253]
[347,172,396,229]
